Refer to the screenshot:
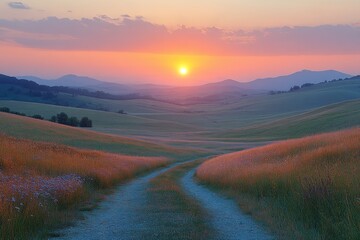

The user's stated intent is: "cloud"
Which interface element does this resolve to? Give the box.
[8,2,30,10]
[0,16,359,55]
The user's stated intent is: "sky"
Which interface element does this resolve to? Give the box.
[0,0,359,85]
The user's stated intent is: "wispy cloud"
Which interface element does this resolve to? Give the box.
[8,2,30,10]
[0,16,359,55]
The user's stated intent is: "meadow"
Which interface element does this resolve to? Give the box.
[213,99,360,141]
[2,77,360,139]
[196,128,360,239]
[0,133,168,239]
[1,77,360,239]
[0,112,189,157]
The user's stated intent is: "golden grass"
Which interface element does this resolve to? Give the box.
[197,128,360,239]
[0,133,168,239]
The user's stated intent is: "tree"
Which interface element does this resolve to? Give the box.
[56,112,68,125]
[49,116,57,122]
[32,114,44,120]
[0,107,10,113]
[301,83,314,88]
[289,85,300,92]
[80,117,92,128]
[68,117,80,127]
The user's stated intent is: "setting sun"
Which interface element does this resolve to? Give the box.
[179,67,188,76]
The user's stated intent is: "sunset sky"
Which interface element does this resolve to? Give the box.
[0,0,359,85]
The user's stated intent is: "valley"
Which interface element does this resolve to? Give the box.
[0,72,359,239]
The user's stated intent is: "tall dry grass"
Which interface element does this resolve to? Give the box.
[197,128,360,239]
[0,134,168,239]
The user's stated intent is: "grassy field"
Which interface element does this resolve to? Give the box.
[212,99,360,141]
[0,112,191,157]
[1,77,359,239]
[0,133,168,239]
[2,78,360,136]
[196,128,360,239]
[120,78,360,131]
[0,100,200,137]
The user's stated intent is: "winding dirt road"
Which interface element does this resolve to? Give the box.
[55,160,273,240]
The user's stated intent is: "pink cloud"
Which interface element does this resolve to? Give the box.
[0,17,359,55]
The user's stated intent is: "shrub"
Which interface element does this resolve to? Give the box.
[80,117,92,128]
[49,116,57,122]
[56,112,68,125]
[67,117,80,127]
[32,114,44,120]
[0,107,10,113]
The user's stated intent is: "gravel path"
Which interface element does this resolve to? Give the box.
[54,162,184,240]
[55,162,274,240]
[181,168,274,240]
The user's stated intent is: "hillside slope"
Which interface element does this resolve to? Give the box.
[213,99,360,140]
[197,128,360,239]
[0,133,168,239]
[0,112,188,157]
[243,69,351,91]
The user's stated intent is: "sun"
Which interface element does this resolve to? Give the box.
[178,67,188,76]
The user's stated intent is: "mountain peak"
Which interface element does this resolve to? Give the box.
[61,74,79,78]
[220,79,239,84]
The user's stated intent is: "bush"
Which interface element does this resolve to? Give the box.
[11,111,26,116]
[289,85,301,92]
[68,117,80,127]
[32,114,44,120]
[301,83,314,88]
[49,116,57,122]
[56,112,68,125]
[79,117,92,128]
[0,107,10,113]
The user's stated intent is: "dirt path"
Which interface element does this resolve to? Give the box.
[54,162,185,240]
[55,160,274,240]
[181,169,274,240]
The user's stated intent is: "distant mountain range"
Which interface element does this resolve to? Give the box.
[19,75,135,95]
[240,70,352,91]
[19,70,352,100]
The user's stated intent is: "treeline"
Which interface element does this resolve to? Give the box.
[49,112,92,127]
[0,74,153,101]
[0,107,92,128]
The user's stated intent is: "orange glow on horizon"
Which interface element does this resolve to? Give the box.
[0,44,359,86]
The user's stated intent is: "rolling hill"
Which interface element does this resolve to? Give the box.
[138,76,360,132]
[197,128,360,239]
[212,99,360,140]
[0,111,190,157]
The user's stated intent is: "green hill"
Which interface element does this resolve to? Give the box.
[213,99,360,141]
[137,77,360,132]
[0,100,200,137]
[0,112,189,157]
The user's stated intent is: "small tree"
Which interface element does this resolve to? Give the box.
[80,117,92,128]
[0,107,10,113]
[56,112,68,125]
[68,117,80,127]
[49,115,57,122]
[32,114,44,120]
[289,85,300,92]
